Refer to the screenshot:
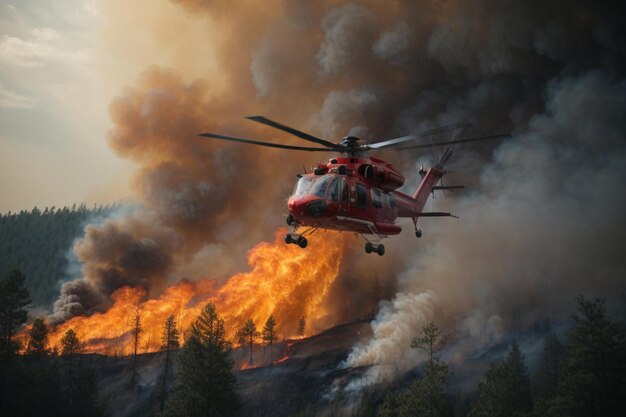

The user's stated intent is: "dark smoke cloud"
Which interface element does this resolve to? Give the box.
[51,0,626,373]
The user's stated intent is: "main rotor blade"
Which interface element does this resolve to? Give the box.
[246,116,340,149]
[197,133,335,152]
[394,133,511,150]
[366,122,472,150]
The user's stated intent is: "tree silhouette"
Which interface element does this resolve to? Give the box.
[60,328,81,356]
[545,296,626,417]
[262,315,277,347]
[297,316,306,337]
[162,302,238,417]
[0,269,30,354]
[160,314,180,412]
[379,321,450,417]
[533,332,564,402]
[469,341,532,417]
[26,317,49,356]
[238,319,260,365]
[130,308,142,388]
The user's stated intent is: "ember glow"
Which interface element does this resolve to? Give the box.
[45,228,347,355]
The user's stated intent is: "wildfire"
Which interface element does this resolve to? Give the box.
[42,228,347,355]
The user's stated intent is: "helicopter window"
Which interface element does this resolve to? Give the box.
[388,194,396,208]
[310,175,331,198]
[356,185,367,209]
[293,176,315,196]
[328,178,339,201]
[341,179,349,202]
[372,189,382,208]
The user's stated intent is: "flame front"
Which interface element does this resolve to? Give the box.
[44,229,347,355]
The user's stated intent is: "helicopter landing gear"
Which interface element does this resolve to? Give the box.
[363,225,387,256]
[285,224,316,249]
[365,242,385,256]
[286,214,294,226]
[412,218,422,238]
[285,233,307,248]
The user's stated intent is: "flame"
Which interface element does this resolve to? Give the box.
[42,228,347,355]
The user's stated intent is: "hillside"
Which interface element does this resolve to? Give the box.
[0,204,116,307]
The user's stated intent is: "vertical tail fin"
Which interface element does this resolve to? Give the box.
[412,166,445,213]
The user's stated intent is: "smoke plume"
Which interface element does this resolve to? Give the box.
[48,0,625,390]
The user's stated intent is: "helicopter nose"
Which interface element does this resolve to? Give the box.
[288,195,327,217]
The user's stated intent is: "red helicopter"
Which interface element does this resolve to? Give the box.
[199,116,507,255]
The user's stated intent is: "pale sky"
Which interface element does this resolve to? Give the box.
[0,0,217,212]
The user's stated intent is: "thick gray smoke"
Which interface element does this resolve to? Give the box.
[50,0,626,376]
[345,72,626,386]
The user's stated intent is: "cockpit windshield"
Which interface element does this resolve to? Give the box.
[293,176,315,197]
[310,175,331,197]
[292,175,334,198]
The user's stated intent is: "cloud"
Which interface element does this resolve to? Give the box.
[0,27,89,68]
[0,82,38,109]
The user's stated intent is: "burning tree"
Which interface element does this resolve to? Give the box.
[162,302,238,417]
[160,314,180,412]
[262,315,277,347]
[238,318,260,365]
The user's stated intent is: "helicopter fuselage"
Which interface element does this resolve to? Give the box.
[287,156,445,237]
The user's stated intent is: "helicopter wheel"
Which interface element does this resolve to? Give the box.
[285,234,293,244]
[365,242,373,254]
[415,229,422,238]
[377,244,385,256]
[286,214,294,226]
[298,237,308,248]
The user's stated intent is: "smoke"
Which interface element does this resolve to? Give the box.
[47,0,626,386]
[344,71,626,386]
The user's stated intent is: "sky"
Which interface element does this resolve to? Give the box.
[0,0,217,212]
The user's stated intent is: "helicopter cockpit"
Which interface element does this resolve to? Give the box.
[292,175,336,199]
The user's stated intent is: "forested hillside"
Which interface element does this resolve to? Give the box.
[0,204,116,308]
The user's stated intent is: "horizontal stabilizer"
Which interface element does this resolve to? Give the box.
[418,212,459,218]
[432,185,465,191]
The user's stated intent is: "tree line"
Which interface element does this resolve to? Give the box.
[0,204,117,307]
[4,266,625,417]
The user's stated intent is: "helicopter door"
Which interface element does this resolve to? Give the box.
[339,178,349,214]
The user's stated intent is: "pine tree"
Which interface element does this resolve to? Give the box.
[130,308,142,388]
[408,321,450,417]
[237,318,260,365]
[378,322,450,417]
[160,314,180,412]
[262,315,277,347]
[469,341,532,417]
[545,296,626,417]
[533,333,564,401]
[60,328,84,414]
[162,302,238,417]
[60,328,81,356]
[297,316,306,337]
[0,269,31,354]
[26,317,49,356]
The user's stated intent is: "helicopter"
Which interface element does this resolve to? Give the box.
[198,116,508,255]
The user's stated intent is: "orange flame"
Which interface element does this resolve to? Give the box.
[42,228,347,355]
